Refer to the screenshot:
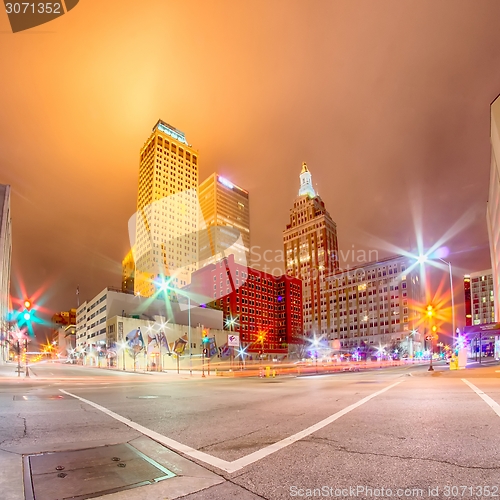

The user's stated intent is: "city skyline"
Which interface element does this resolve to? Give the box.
[2,1,500,327]
[2,5,500,499]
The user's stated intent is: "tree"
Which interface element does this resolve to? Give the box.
[388,338,407,359]
[287,330,312,360]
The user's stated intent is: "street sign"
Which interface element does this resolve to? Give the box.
[227,334,240,347]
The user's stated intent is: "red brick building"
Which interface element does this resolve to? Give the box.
[189,254,303,354]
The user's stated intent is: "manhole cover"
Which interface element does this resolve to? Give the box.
[14,395,66,401]
[23,443,176,500]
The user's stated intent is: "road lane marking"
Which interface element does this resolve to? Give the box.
[227,380,403,472]
[59,389,233,471]
[60,380,403,474]
[462,379,500,418]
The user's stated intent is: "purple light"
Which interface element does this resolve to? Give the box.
[433,246,450,259]
[277,296,283,302]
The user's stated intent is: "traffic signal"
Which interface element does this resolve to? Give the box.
[426,305,433,317]
[23,299,33,322]
[202,328,210,343]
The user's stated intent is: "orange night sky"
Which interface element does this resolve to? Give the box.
[2,1,500,333]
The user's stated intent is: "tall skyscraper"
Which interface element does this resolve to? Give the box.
[283,163,339,334]
[198,173,250,267]
[132,120,200,297]
[0,184,12,364]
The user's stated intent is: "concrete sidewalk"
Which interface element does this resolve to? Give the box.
[0,362,27,378]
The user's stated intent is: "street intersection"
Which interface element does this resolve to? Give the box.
[0,361,499,499]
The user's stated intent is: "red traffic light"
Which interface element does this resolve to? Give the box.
[24,299,32,309]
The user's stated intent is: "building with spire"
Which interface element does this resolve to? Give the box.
[283,163,339,335]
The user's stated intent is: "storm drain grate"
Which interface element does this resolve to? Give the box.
[23,443,176,500]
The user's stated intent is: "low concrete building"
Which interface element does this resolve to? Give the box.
[105,316,230,372]
[57,324,76,358]
[76,286,223,366]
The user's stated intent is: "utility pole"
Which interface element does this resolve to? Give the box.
[25,338,29,377]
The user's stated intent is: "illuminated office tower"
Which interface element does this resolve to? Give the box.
[283,163,339,334]
[132,120,200,297]
[198,173,250,267]
[122,248,135,295]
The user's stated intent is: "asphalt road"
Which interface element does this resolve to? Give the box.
[0,360,499,499]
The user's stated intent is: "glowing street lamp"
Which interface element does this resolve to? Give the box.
[417,255,427,265]
[235,344,248,370]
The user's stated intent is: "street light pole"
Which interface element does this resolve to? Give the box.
[25,338,29,377]
[188,295,192,376]
[428,336,434,371]
[17,338,21,378]
[426,305,434,371]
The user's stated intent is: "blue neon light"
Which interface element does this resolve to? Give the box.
[218,176,234,189]
[157,123,188,145]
